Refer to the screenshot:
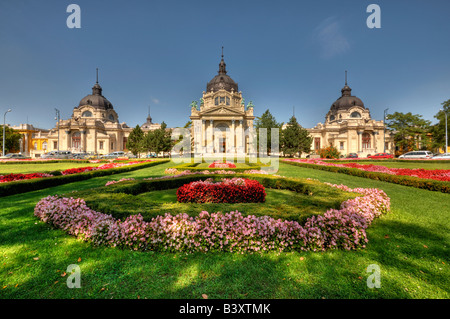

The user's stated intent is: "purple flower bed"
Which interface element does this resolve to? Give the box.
[34,184,390,253]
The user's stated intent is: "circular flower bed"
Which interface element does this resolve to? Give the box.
[208,161,236,168]
[34,175,391,253]
[176,178,266,203]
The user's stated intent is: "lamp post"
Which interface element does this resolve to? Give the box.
[55,108,60,153]
[383,108,389,153]
[3,108,12,156]
[441,108,448,154]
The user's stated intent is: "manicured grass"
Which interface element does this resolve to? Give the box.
[0,162,104,174]
[79,186,354,224]
[0,161,449,299]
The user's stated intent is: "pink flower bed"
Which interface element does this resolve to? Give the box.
[34,183,390,253]
[208,161,237,168]
[105,178,136,186]
[285,159,450,182]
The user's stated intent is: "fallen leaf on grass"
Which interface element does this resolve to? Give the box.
[61,272,67,277]
[202,294,208,299]
[77,257,82,262]
[33,257,39,261]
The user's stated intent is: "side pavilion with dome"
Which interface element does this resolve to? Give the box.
[46,71,160,156]
[306,74,393,157]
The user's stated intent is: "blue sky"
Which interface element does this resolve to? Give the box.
[1,0,450,130]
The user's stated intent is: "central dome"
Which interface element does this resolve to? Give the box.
[330,84,365,111]
[206,54,238,93]
[78,82,114,110]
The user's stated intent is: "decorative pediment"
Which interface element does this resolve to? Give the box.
[200,106,244,117]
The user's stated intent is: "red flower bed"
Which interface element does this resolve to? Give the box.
[208,161,237,168]
[0,173,53,183]
[177,178,266,203]
[61,166,96,175]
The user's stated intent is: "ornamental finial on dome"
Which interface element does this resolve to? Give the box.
[218,46,227,75]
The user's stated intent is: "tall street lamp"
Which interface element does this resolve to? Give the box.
[441,108,448,153]
[3,108,12,156]
[55,108,60,153]
[383,108,389,153]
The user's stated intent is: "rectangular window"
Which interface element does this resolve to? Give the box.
[99,141,104,150]
[219,97,225,104]
[226,97,230,105]
[111,142,114,150]
[340,142,344,150]
[314,137,321,151]
[53,141,57,149]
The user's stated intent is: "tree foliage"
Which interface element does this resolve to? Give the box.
[144,122,172,156]
[126,125,145,157]
[281,116,312,157]
[0,126,22,154]
[386,112,431,152]
[429,100,449,150]
[255,109,283,154]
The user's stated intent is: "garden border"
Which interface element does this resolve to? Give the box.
[0,160,169,197]
[283,160,450,193]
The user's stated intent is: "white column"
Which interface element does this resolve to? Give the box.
[231,119,235,153]
[209,119,214,154]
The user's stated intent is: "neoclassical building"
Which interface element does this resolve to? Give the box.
[189,52,255,155]
[307,78,393,157]
[46,76,160,155]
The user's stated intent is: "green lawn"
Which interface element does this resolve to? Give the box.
[0,162,104,175]
[0,161,448,299]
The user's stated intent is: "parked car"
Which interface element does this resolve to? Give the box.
[41,151,73,159]
[72,152,91,159]
[0,153,29,159]
[431,153,450,160]
[398,151,434,159]
[367,153,394,159]
[346,153,358,159]
[100,151,125,159]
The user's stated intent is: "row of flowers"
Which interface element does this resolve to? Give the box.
[176,178,266,203]
[208,161,237,168]
[34,183,390,253]
[284,159,450,182]
[0,160,154,183]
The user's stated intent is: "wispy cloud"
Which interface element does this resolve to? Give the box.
[151,98,160,104]
[313,17,350,59]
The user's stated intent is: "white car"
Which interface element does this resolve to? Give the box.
[398,151,434,159]
[432,153,450,160]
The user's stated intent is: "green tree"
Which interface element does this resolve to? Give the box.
[281,116,312,157]
[386,112,431,152]
[429,100,449,151]
[0,126,21,154]
[145,122,172,157]
[126,125,145,157]
[255,109,283,155]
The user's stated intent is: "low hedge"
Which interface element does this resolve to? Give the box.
[0,160,169,197]
[284,160,450,193]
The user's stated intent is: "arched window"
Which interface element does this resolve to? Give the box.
[108,114,115,121]
[82,110,92,117]
[329,115,335,121]
[215,97,219,105]
[42,141,47,150]
[351,111,361,118]
[362,133,371,149]
[72,131,81,149]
